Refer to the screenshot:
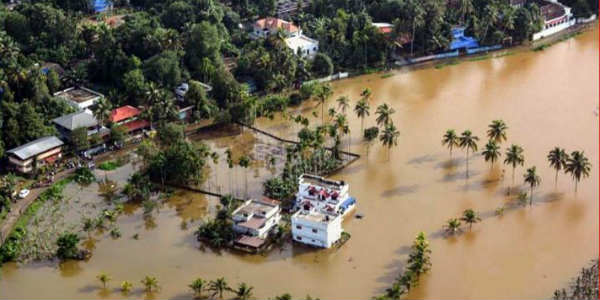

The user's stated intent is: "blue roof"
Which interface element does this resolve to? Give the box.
[94,0,111,13]
[450,27,479,50]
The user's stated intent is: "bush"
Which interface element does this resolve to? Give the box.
[311,53,334,77]
[74,167,96,185]
[288,93,303,106]
[56,231,81,260]
[0,226,26,264]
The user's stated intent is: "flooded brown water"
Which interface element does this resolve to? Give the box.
[1,26,598,299]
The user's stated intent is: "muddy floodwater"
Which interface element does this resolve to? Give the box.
[1,27,598,299]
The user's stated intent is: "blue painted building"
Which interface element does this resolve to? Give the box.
[93,0,112,13]
[449,27,479,51]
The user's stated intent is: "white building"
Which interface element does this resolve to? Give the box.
[232,198,282,239]
[532,0,575,41]
[53,86,104,111]
[292,205,342,248]
[291,174,356,248]
[6,136,64,174]
[285,35,319,59]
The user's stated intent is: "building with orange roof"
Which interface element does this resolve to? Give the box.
[109,105,150,134]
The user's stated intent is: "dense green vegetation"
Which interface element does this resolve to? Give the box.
[553,259,599,300]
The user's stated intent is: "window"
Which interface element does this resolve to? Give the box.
[296,225,302,230]
[312,229,318,233]
[296,236,302,240]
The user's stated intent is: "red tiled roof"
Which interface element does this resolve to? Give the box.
[110,105,141,123]
[123,119,150,132]
[235,236,266,248]
[255,17,299,33]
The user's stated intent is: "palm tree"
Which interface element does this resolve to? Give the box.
[523,166,541,205]
[238,155,251,198]
[565,151,592,193]
[141,276,159,293]
[487,120,508,144]
[354,99,370,134]
[94,97,113,129]
[211,152,219,192]
[444,218,462,235]
[209,277,230,299]
[380,123,400,161]
[482,140,501,169]
[225,149,233,195]
[97,273,111,289]
[120,281,133,294]
[314,84,333,125]
[234,282,254,300]
[375,103,395,127]
[189,278,206,299]
[441,129,459,157]
[504,144,525,194]
[275,293,292,300]
[336,96,350,114]
[458,130,479,178]
[360,88,372,102]
[460,209,481,231]
[547,147,568,187]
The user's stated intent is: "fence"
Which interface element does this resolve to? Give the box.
[306,72,350,84]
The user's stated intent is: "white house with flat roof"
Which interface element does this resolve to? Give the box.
[285,34,319,58]
[532,0,575,40]
[292,203,343,248]
[291,174,356,248]
[232,198,282,239]
[54,86,104,111]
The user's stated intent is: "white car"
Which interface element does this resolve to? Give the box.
[18,189,30,199]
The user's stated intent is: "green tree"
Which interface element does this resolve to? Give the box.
[565,151,591,193]
[441,129,459,157]
[314,84,333,125]
[56,232,80,260]
[482,140,501,169]
[46,69,61,93]
[238,155,251,198]
[444,218,462,235]
[523,166,541,205]
[547,147,568,187]
[375,103,395,127]
[380,122,400,161]
[186,81,216,121]
[120,281,133,294]
[504,144,525,193]
[234,282,254,300]
[354,99,370,134]
[141,276,159,293]
[487,120,508,144]
[161,1,195,30]
[94,97,113,128]
[71,127,90,151]
[143,50,182,88]
[458,130,479,178]
[110,124,127,145]
[97,272,111,289]
[311,53,334,77]
[336,96,350,114]
[209,277,230,299]
[460,209,481,231]
[189,278,206,299]
[275,294,292,300]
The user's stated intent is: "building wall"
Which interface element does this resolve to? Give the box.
[8,147,62,174]
[533,18,575,40]
[291,213,342,248]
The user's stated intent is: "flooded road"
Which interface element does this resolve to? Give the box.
[1,26,598,299]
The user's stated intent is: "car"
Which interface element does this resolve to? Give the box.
[18,189,30,199]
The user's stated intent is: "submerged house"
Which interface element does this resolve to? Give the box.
[232,198,282,252]
[251,17,319,58]
[532,0,575,40]
[291,174,356,248]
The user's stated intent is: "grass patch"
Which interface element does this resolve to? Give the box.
[12,178,71,230]
[380,73,395,79]
[98,156,129,171]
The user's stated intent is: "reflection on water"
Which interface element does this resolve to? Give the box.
[0,27,598,300]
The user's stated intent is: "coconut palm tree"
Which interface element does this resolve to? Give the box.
[375,103,395,127]
[441,129,459,157]
[275,293,293,300]
[141,276,159,293]
[444,218,462,235]
[354,99,370,134]
[360,88,372,102]
[336,96,350,114]
[97,273,111,289]
[314,84,333,125]
[482,140,501,169]
[523,166,541,205]
[547,147,568,187]
[565,151,592,193]
[234,282,254,300]
[209,277,230,299]
[504,144,525,194]
[189,278,206,299]
[460,209,481,231]
[487,120,508,144]
[225,149,234,195]
[380,122,400,161]
[211,152,219,192]
[458,130,479,178]
[120,281,133,294]
[94,97,113,129]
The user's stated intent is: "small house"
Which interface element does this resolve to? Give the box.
[6,136,64,174]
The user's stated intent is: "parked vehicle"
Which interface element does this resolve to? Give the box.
[18,189,30,199]
[82,144,107,160]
